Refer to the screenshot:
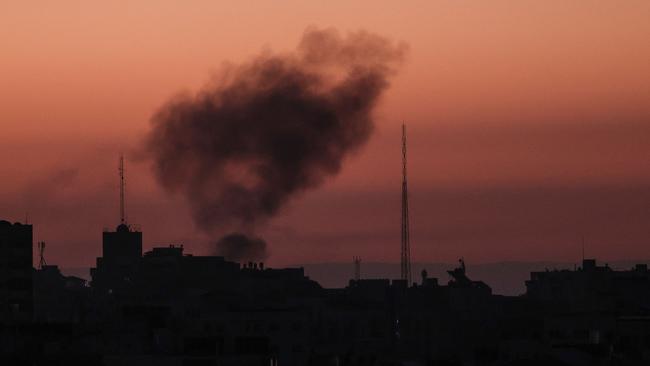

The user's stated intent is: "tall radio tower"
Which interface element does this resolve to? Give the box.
[119,154,127,225]
[401,123,412,285]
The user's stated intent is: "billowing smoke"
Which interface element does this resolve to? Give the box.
[215,233,268,263]
[146,27,405,261]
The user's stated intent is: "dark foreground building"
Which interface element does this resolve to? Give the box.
[0,220,33,323]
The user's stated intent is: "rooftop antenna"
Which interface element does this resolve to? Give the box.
[353,256,361,281]
[37,241,46,269]
[401,123,412,285]
[119,154,127,226]
[581,235,585,262]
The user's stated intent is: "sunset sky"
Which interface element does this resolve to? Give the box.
[1,1,650,269]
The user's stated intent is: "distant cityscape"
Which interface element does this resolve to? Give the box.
[2,217,650,365]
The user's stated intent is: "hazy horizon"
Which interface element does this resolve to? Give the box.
[60,258,650,296]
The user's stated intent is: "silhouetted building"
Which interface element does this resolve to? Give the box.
[136,244,240,300]
[91,224,142,294]
[33,264,88,323]
[525,259,650,362]
[526,258,650,313]
[0,220,33,322]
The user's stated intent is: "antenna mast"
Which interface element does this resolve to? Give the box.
[38,241,46,269]
[119,154,126,225]
[401,124,412,285]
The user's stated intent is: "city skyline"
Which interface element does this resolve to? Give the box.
[2,3,650,364]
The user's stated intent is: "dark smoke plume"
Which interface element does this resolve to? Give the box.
[215,233,268,262]
[146,28,405,259]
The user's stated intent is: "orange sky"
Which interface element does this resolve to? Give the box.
[1,1,650,268]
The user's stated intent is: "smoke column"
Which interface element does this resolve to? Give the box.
[146,27,405,261]
[215,233,268,263]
